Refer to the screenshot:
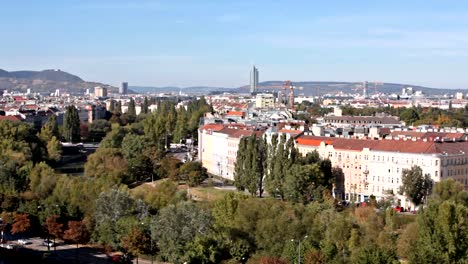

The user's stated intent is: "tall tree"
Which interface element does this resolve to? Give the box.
[399,165,433,208]
[46,215,63,251]
[127,98,137,117]
[173,107,189,143]
[411,180,468,263]
[142,97,149,114]
[234,134,266,196]
[64,220,90,263]
[121,226,150,264]
[116,101,122,115]
[11,213,31,236]
[62,105,81,142]
[155,201,212,264]
[109,100,115,113]
[39,114,59,141]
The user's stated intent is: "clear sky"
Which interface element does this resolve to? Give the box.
[2,0,468,88]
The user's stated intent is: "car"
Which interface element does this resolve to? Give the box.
[43,240,55,247]
[17,239,31,245]
[6,244,18,249]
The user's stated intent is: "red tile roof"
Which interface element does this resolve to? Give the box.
[390,131,467,140]
[226,111,245,117]
[199,124,225,131]
[295,134,468,154]
[0,115,23,122]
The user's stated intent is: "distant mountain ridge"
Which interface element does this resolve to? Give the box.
[132,81,467,96]
[0,69,116,95]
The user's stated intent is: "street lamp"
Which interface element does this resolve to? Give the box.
[291,235,308,264]
[38,204,59,252]
[141,220,155,264]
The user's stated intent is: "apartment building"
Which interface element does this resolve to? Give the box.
[296,134,468,208]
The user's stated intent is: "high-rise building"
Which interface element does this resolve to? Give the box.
[250,65,259,94]
[94,86,107,97]
[120,82,128,94]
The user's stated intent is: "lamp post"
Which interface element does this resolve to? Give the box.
[291,235,308,264]
[141,220,154,264]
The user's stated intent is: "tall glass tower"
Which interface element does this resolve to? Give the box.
[250,65,259,94]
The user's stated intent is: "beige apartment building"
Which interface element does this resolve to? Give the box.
[296,134,468,208]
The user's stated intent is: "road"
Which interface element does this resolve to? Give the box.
[1,237,166,264]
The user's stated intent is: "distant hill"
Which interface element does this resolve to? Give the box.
[131,86,233,94]
[132,81,467,96]
[0,69,116,95]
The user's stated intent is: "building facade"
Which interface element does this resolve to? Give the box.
[120,82,128,94]
[250,65,259,94]
[296,134,468,208]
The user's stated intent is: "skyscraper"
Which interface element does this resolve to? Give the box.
[250,65,259,94]
[120,82,128,94]
[362,81,368,98]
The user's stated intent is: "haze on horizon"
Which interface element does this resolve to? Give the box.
[1,0,468,89]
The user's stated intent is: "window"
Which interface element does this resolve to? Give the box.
[435,171,438,177]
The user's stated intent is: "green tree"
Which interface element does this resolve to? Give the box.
[88,119,111,142]
[155,201,212,263]
[142,97,149,114]
[29,162,58,199]
[63,105,81,142]
[234,134,266,196]
[100,127,127,148]
[173,107,189,143]
[109,100,116,113]
[284,163,323,203]
[93,188,143,249]
[179,161,208,187]
[46,136,62,161]
[84,148,129,184]
[413,199,467,263]
[128,98,136,116]
[399,165,433,208]
[116,101,122,114]
[39,114,59,142]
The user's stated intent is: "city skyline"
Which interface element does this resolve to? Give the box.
[2,0,468,89]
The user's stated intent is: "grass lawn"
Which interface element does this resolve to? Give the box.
[187,186,236,202]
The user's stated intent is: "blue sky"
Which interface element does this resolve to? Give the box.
[2,0,468,88]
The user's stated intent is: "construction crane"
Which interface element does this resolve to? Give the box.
[373,82,384,95]
[259,80,296,110]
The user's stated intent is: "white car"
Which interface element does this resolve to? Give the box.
[43,240,55,247]
[6,244,17,249]
[17,239,31,245]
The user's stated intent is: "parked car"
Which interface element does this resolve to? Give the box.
[6,244,18,249]
[43,240,55,247]
[17,239,31,245]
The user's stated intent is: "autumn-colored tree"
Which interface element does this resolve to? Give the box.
[11,213,31,236]
[258,256,288,264]
[64,220,90,263]
[304,249,327,264]
[120,226,149,264]
[64,220,90,247]
[46,215,63,251]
